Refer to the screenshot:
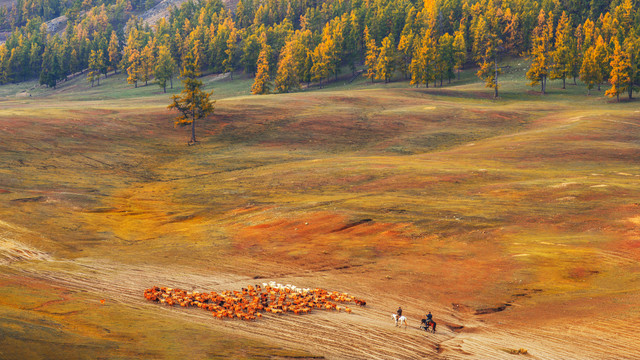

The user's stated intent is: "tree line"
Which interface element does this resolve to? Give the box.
[0,0,639,101]
[0,0,155,30]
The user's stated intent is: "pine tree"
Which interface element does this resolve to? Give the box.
[397,30,414,80]
[292,30,313,83]
[170,29,183,66]
[121,28,140,81]
[98,49,108,80]
[69,48,78,76]
[582,19,596,49]
[375,34,396,83]
[409,47,423,87]
[224,27,238,79]
[502,8,523,55]
[127,48,141,88]
[593,35,609,91]
[311,21,340,85]
[613,0,635,37]
[471,15,489,62]
[87,49,100,86]
[329,19,344,81]
[155,45,176,93]
[188,38,205,72]
[108,31,120,75]
[168,52,215,145]
[473,14,502,98]
[623,34,640,100]
[209,22,228,72]
[569,24,582,85]
[302,51,313,87]
[28,42,41,77]
[39,43,60,88]
[235,0,247,28]
[527,10,552,94]
[364,26,378,83]
[241,33,261,75]
[410,30,436,88]
[8,44,26,83]
[580,46,600,95]
[437,33,455,85]
[453,30,466,80]
[311,35,335,85]
[550,11,572,89]
[345,11,360,75]
[141,40,156,86]
[251,36,271,94]
[275,39,299,93]
[605,40,631,102]
[527,42,550,94]
[0,46,8,84]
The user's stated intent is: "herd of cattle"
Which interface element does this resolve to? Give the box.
[143,281,367,321]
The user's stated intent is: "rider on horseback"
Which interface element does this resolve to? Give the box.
[421,311,436,333]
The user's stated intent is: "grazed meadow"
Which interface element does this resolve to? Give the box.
[1,63,640,359]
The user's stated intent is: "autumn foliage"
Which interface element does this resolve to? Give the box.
[0,0,639,100]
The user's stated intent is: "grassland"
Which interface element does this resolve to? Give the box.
[1,63,640,359]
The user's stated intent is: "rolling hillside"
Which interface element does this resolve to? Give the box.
[1,66,640,359]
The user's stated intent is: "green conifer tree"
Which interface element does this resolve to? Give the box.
[168,52,215,145]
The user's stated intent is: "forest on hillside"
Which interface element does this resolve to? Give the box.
[0,0,639,99]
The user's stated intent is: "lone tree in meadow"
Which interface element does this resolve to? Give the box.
[168,53,215,145]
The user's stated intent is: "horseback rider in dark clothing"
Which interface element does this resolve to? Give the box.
[397,306,403,318]
[421,312,436,333]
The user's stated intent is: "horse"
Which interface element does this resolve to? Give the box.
[392,313,407,329]
[420,318,436,333]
